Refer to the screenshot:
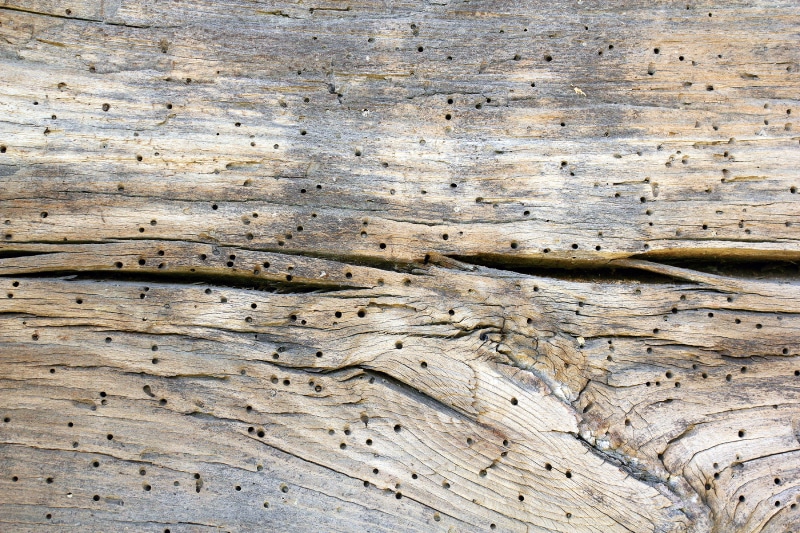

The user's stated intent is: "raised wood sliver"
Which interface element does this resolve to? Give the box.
[0,1,799,531]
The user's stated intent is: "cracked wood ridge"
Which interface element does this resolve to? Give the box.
[0,0,798,532]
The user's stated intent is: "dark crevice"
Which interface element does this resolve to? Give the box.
[573,432,667,488]
[0,250,51,259]
[449,255,683,283]
[0,269,364,294]
[570,431,707,528]
[3,240,798,287]
[637,256,800,281]
[0,4,103,23]
[2,238,420,276]
[126,372,230,382]
[449,253,800,283]
[0,5,152,28]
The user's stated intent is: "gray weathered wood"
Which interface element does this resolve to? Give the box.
[1,1,799,531]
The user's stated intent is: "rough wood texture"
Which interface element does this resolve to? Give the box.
[0,1,799,531]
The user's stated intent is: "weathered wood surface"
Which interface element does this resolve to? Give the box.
[2,0,800,265]
[1,1,799,531]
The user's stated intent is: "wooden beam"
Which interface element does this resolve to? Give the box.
[1,1,798,531]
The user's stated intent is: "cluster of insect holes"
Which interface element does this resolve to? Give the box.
[1,410,290,522]
[581,288,798,509]
[594,290,797,388]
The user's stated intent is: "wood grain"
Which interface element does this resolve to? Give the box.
[0,0,799,531]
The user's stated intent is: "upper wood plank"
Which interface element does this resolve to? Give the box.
[0,0,799,265]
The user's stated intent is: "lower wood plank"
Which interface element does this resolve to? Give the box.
[1,246,798,531]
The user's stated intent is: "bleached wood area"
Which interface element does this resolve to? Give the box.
[0,1,798,531]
